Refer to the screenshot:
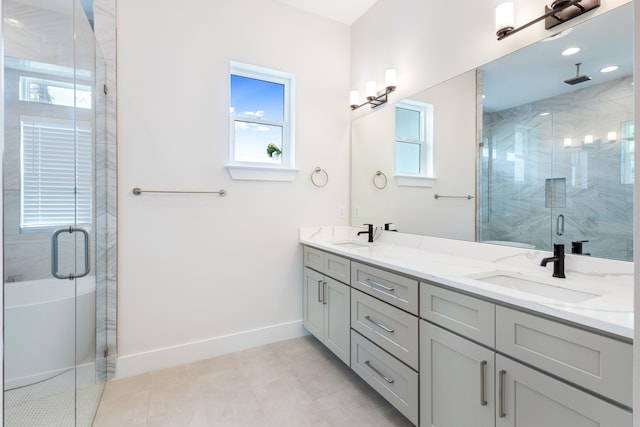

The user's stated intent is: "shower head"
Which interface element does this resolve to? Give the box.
[564,63,592,85]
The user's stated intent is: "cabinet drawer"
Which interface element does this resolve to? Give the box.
[325,252,350,283]
[303,246,350,283]
[351,289,419,370]
[421,283,495,347]
[303,246,324,272]
[351,330,418,425]
[496,306,632,408]
[351,262,418,315]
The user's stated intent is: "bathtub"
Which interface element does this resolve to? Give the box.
[4,276,96,390]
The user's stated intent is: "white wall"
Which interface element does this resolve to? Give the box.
[116,0,351,376]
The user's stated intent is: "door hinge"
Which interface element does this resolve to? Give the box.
[104,347,109,358]
[103,84,108,95]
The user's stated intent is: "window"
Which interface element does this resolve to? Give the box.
[621,121,634,184]
[20,76,92,109]
[394,100,435,187]
[20,116,92,231]
[227,62,296,181]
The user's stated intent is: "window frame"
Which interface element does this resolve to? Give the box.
[226,61,298,181]
[394,99,436,187]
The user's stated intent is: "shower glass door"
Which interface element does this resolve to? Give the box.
[2,0,107,425]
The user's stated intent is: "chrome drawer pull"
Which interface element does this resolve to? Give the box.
[480,360,488,406]
[317,280,323,303]
[364,360,394,384]
[364,315,395,333]
[499,369,506,418]
[323,281,327,305]
[364,278,395,292]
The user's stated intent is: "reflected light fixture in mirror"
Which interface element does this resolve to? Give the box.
[496,0,600,40]
[350,69,397,110]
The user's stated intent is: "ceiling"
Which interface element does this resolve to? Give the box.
[274,0,378,25]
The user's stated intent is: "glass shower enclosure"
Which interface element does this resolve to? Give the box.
[2,0,107,424]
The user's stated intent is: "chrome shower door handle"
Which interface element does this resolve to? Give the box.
[556,214,565,236]
[52,226,91,280]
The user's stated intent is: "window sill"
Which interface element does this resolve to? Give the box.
[394,174,437,188]
[226,164,299,181]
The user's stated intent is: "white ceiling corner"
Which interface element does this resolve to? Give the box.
[274,0,378,25]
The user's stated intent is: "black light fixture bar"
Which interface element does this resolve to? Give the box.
[497,0,600,40]
[351,86,396,110]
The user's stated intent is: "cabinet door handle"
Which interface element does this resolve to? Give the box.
[317,280,323,303]
[499,369,507,418]
[364,315,395,333]
[364,360,394,384]
[323,281,327,305]
[480,360,488,406]
[364,278,395,292]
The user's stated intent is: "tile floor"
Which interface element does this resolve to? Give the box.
[93,336,414,427]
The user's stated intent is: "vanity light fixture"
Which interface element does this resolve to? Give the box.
[496,0,600,41]
[583,134,594,144]
[350,69,397,110]
[563,137,573,147]
[607,131,618,142]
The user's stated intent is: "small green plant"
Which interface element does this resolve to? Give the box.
[267,143,282,158]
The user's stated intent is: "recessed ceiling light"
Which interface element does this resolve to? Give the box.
[600,65,619,73]
[561,47,580,56]
[540,112,550,116]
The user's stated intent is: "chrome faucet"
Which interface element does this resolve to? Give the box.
[357,224,374,243]
[540,244,565,278]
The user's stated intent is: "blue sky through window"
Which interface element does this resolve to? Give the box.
[231,75,285,163]
[230,75,284,121]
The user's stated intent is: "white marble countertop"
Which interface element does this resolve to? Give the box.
[300,226,634,340]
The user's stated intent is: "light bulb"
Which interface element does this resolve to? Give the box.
[366,81,377,98]
[385,69,397,89]
[350,90,360,107]
[495,2,515,37]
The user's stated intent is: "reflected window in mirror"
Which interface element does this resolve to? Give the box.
[395,100,433,177]
[621,121,634,184]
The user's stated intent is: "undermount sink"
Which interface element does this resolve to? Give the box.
[467,271,603,303]
[331,241,369,249]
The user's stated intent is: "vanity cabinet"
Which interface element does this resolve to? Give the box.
[419,281,632,427]
[349,262,420,425]
[496,354,632,427]
[302,247,351,365]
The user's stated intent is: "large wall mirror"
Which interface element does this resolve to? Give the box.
[351,2,633,261]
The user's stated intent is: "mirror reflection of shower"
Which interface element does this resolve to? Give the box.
[480,75,634,261]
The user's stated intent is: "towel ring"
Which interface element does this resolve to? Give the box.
[373,170,388,189]
[311,167,329,188]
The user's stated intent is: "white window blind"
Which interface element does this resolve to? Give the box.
[20,116,92,230]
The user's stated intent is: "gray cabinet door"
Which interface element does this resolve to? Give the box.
[303,267,324,340]
[420,320,495,427]
[324,277,350,365]
[495,354,632,427]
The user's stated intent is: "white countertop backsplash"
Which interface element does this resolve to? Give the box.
[300,226,634,339]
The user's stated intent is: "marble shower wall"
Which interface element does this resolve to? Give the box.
[94,0,117,378]
[481,75,634,261]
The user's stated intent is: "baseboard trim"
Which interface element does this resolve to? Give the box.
[114,320,308,379]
